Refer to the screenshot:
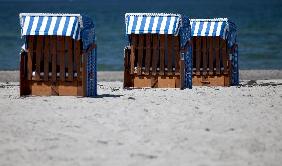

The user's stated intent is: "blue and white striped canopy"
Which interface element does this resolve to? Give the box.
[125,13,182,35]
[190,18,231,39]
[19,13,83,40]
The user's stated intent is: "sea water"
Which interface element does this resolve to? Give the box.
[0,0,281,70]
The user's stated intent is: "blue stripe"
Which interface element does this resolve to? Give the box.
[205,21,211,36]
[26,16,34,35]
[22,16,26,26]
[219,21,226,37]
[191,21,196,34]
[44,17,51,35]
[197,21,204,36]
[156,16,163,33]
[131,16,138,33]
[74,22,80,40]
[21,16,26,34]
[53,16,62,35]
[62,16,70,36]
[139,17,147,34]
[212,22,218,36]
[147,16,155,33]
[70,17,78,38]
[164,16,171,33]
[35,16,44,35]
[172,17,178,34]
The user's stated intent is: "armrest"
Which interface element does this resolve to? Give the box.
[82,43,96,56]
[229,44,238,54]
[124,45,131,50]
[180,40,192,54]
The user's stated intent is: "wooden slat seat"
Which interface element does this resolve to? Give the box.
[192,36,231,86]
[124,34,185,88]
[32,71,79,77]
[20,35,95,96]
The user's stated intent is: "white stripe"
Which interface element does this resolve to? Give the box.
[134,16,143,34]
[127,16,135,34]
[72,21,79,39]
[201,22,208,36]
[29,16,39,35]
[143,16,151,33]
[216,22,223,36]
[22,16,30,35]
[57,17,66,35]
[48,17,57,35]
[39,17,49,35]
[193,22,200,36]
[151,16,159,33]
[208,22,215,36]
[159,16,168,34]
[168,16,176,34]
[77,28,81,40]
[66,17,75,36]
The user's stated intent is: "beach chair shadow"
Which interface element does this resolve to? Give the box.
[94,94,123,98]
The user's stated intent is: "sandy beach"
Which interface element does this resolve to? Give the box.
[0,71,282,166]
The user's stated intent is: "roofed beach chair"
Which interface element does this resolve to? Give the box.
[124,13,192,89]
[190,18,239,86]
[19,13,97,96]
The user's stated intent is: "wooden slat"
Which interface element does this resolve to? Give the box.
[20,52,27,96]
[151,35,159,76]
[159,35,165,75]
[137,35,144,75]
[195,37,201,75]
[192,38,196,73]
[124,47,129,70]
[145,34,151,75]
[202,37,207,75]
[75,40,81,81]
[174,36,180,73]
[50,36,57,82]
[59,36,65,81]
[35,36,43,80]
[130,35,137,74]
[208,37,214,75]
[192,75,229,86]
[215,37,220,75]
[67,37,74,81]
[167,35,173,75]
[44,36,50,81]
[27,36,34,80]
[73,40,77,79]
[221,39,228,74]
[123,47,132,88]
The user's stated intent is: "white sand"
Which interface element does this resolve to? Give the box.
[0,80,282,166]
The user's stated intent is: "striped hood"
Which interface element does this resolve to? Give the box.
[190,18,237,46]
[125,13,182,35]
[19,13,88,40]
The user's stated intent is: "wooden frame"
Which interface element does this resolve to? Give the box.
[192,36,232,86]
[124,34,185,89]
[20,35,96,96]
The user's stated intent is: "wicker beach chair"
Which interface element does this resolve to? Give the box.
[190,18,239,86]
[124,13,192,89]
[19,13,97,96]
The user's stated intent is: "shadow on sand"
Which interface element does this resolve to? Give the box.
[94,94,123,98]
[240,80,282,87]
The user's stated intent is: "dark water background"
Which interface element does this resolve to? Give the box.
[0,0,281,70]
